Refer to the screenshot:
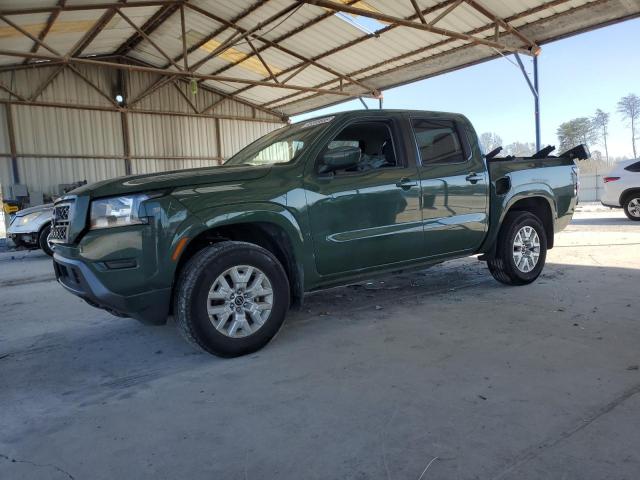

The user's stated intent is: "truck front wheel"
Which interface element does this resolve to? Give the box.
[487,211,547,286]
[175,241,290,357]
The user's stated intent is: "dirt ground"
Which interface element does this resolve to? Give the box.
[1,206,639,479]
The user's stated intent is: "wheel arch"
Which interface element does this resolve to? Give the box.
[620,187,640,205]
[506,196,554,249]
[480,189,556,260]
[171,206,306,311]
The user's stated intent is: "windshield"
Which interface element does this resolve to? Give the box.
[224,117,334,167]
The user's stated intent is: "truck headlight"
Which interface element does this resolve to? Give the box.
[89,194,150,230]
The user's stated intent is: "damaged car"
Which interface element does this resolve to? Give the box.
[7,203,54,256]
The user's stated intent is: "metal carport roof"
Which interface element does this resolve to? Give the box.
[0,0,639,119]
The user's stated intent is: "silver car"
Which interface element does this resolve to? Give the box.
[7,203,54,255]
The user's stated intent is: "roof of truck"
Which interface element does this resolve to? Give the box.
[295,108,470,123]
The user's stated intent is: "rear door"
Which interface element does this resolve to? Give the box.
[304,116,424,276]
[409,116,489,256]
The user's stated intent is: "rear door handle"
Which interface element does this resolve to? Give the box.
[395,178,418,190]
[465,172,483,184]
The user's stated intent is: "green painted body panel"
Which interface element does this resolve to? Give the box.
[52,110,577,323]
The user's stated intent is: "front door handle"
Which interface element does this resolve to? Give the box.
[465,172,483,184]
[396,178,418,190]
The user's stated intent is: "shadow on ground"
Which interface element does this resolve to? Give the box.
[1,257,639,479]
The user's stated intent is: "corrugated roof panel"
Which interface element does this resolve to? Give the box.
[0,0,635,116]
[84,6,164,56]
[276,14,369,59]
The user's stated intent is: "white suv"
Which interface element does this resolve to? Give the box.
[601,159,640,221]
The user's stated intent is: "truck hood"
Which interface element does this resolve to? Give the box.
[70,164,272,198]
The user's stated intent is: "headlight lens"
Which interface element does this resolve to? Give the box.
[18,212,43,225]
[89,194,150,230]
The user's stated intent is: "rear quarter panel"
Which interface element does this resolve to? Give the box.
[482,158,577,252]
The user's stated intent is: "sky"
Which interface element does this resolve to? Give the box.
[293,17,640,159]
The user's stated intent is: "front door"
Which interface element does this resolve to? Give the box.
[410,117,489,257]
[304,118,423,276]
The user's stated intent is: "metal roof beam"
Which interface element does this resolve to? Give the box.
[114,3,181,56]
[208,0,362,78]
[218,0,471,102]
[463,0,540,54]
[0,98,285,123]
[167,0,268,68]
[186,3,378,95]
[0,14,61,56]
[67,64,120,106]
[429,0,464,26]
[68,5,121,57]
[115,7,184,70]
[0,80,26,102]
[409,0,427,24]
[268,1,568,111]
[30,65,66,101]
[0,2,180,15]
[0,49,375,101]
[122,55,287,119]
[24,0,66,64]
[297,0,535,55]
[246,38,280,85]
[185,3,301,72]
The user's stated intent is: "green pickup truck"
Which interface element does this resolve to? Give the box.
[52,110,583,357]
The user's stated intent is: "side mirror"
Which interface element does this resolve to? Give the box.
[318,146,361,174]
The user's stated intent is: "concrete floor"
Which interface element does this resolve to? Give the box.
[1,208,639,480]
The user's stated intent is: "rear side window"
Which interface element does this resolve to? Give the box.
[411,119,465,165]
[624,161,640,172]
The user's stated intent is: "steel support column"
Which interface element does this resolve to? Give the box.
[533,55,540,151]
[5,103,19,184]
[514,53,541,151]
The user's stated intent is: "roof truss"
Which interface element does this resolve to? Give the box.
[0,0,636,116]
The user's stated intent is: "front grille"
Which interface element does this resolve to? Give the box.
[50,203,72,244]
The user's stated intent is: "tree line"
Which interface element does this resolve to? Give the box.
[479,93,640,165]
[556,93,640,161]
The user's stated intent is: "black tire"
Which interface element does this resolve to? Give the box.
[38,224,54,256]
[487,211,547,286]
[622,194,640,221]
[175,241,290,357]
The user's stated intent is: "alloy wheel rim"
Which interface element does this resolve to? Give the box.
[629,198,640,217]
[513,225,540,273]
[206,265,273,338]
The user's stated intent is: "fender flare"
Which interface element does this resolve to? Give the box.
[480,183,557,259]
[170,202,308,305]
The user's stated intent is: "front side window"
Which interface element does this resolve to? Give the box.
[319,121,399,175]
[412,119,465,165]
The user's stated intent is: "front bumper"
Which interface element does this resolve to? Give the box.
[53,244,171,325]
[7,232,38,246]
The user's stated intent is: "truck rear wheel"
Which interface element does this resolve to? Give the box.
[175,241,290,357]
[487,211,547,286]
